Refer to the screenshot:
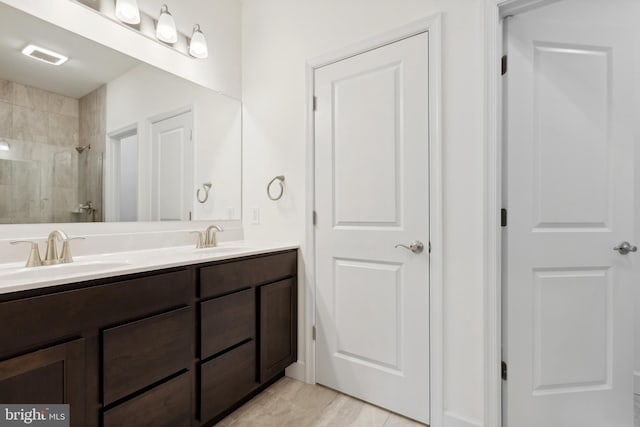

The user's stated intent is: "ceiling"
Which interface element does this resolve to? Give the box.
[0,2,140,99]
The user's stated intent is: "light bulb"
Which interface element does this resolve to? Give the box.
[115,0,140,25]
[156,4,177,44]
[189,24,208,59]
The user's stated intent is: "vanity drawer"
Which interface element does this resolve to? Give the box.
[103,371,191,427]
[0,269,192,359]
[200,340,256,422]
[199,250,297,298]
[201,288,254,359]
[103,306,192,405]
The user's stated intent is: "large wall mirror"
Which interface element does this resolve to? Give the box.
[0,3,242,224]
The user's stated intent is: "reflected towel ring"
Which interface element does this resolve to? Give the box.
[267,175,285,201]
[196,182,212,203]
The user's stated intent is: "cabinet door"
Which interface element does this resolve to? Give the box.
[200,340,256,422]
[259,278,297,382]
[0,338,85,427]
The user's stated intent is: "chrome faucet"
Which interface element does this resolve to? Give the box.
[204,225,224,248]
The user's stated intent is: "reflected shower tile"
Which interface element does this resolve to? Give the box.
[53,151,74,188]
[0,184,14,217]
[12,160,30,186]
[13,106,47,143]
[13,186,31,218]
[0,80,12,103]
[90,133,105,153]
[48,113,79,147]
[47,93,79,118]
[0,159,12,184]
[95,85,107,134]
[13,83,48,110]
[52,186,76,222]
[0,101,12,139]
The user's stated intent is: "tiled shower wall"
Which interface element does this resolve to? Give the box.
[0,80,105,223]
[78,85,106,223]
[0,80,79,223]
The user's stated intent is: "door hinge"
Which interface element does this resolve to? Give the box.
[190,130,193,141]
[429,241,431,254]
[312,325,316,341]
[313,210,317,225]
[501,208,507,227]
[501,55,508,75]
[313,96,317,111]
[188,211,192,221]
[502,361,508,380]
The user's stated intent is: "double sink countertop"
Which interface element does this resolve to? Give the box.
[0,241,299,295]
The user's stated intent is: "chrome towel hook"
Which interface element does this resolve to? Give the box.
[267,175,285,201]
[196,182,212,203]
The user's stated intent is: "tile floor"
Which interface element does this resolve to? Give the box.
[218,377,426,427]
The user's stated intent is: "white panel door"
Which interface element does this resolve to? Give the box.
[151,111,194,221]
[315,32,430,423]
[505,12,636,427]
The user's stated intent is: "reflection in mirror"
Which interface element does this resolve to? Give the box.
[0,3,241,224]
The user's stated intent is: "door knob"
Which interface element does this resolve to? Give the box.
[395,240,424,254]
[613,241,637,255]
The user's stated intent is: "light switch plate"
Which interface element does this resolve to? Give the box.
[251,208,260,225]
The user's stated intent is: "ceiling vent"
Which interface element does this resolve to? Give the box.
[21,45,68,66]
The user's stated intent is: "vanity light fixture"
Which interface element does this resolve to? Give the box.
[156,4,177,44]
[0,140,10,151]
[21,45,68,66]
[115,0,140,25]
[189,24,208,59]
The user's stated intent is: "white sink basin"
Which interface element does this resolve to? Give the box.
[0,260,131,281]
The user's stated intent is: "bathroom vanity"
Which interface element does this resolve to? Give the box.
[0,246,297,427]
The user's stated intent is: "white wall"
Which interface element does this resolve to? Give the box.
[241,1,485,426]
[0,0,241,98]
[107,64,242,222]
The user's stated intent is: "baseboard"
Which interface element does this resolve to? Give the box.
[444,411,483,427]
[635,371,640,395]
[285,361,306,383]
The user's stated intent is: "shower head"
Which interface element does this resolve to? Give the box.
[75,145,91,153]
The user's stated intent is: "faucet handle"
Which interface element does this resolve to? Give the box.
[60,237,85,264]
[190,231,205,249]
[10,240,43,268]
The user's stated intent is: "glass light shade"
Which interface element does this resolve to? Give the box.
[189,25,208,59]
[115,0,140,24]
[156,5,177,43]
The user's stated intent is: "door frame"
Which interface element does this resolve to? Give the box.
[483,1,567,427]
[304,14,443,426]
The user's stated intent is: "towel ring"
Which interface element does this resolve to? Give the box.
[196,182,212,203]
[267,175,285,201]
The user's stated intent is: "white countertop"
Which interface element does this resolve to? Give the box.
[0,241,299,295]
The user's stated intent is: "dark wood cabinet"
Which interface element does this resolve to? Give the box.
[103,306,192,405]
[0,338,86,427]
[200,340,257,422]
[259,278,297,382]
[201,288,255,359]
[0,249,297,427]
[103,372,192,427]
